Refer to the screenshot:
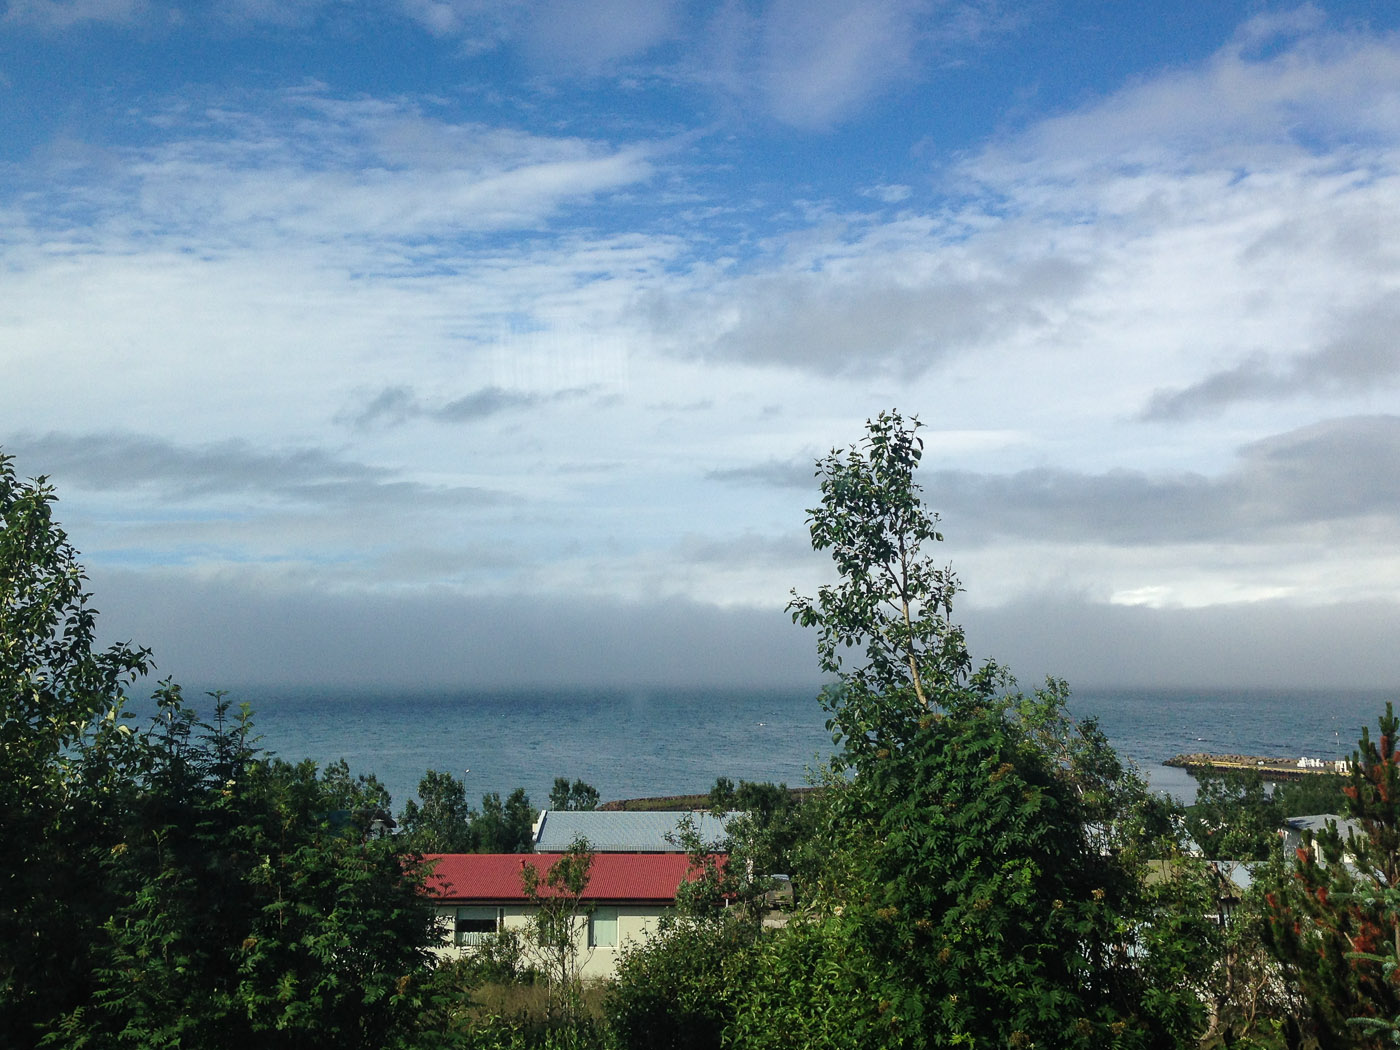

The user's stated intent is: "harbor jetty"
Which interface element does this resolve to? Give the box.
[1165,753,1350,781]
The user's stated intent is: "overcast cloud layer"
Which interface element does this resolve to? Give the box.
[3,1,1399,690]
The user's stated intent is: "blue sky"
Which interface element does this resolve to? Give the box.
[4,0,1400,691]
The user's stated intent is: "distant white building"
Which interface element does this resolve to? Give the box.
[1294,756,1349,770]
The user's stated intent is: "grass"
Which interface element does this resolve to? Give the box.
[470,980,611,1024]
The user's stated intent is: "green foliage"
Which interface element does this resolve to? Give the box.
[788,409,971,754]
[1008,678,1184,861]
[771,411,1213,1049]
[410,930,553,1049]
[0,455,153,1044]
[1198,860,1309,1050]
[706,774,736,810]
[1183,766,1348,862]
[401,769,478,852]
[414,1005,608,1050]
[400,773,537,853]
[1263,702,1400,1048]
[463,927,536,986]
[607,811,767,1050]
[549,777,600,811]
[321,754,394,813]
[726,916,890,1050]
[1274,772,1349,817]
[607,911,759,1050]
[2,451,445,1049]
[521,839,595,1025]
[705,777,819,890]
[1188,769,1281,860]
[826,701,1208,1048]
[479,786,537,852]
[55,696,437,1050]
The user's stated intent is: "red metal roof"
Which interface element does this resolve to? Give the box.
[422,852,720,903]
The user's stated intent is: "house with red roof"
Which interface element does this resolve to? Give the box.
[422,852,719,980]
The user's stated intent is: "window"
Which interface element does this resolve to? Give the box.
[455,906,501,946]
[589,907,618,948]
[535,912,572,948]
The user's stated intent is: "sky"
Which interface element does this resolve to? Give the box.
[3,0,1400,692]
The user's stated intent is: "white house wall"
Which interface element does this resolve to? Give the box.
[433,903,672,981]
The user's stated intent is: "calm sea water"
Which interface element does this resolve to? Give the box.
[141,685,1398,812]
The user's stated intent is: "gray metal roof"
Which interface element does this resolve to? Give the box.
[1281,814,1367,871]
[533,810,739,852]
[1283,813,1363,840]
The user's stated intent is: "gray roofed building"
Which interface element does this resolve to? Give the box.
[533,810,740,853]
[1282,813,1364,862]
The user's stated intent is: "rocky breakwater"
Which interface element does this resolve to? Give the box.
[1164,752,1347,782]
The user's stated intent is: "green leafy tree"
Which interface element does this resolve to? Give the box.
[706,775,736,811]
[707,778,818,893]
[476,786,536,853]
[1187,769,1281,860]
[1008,679,1182,856]
[412,932,538,1048]
[1263,702,1400,1048]
[769,411,1213,1049]
[2,453,442,1049]
[521,838,595,1026]
[725,914,885,1050]
[788,409,970,744]
[608,909,758,1050]
[52,697,438,1050]
[1274,772,1349,818]
[401,777,536,854]
[1199,862,1306,1049]
[0,454,153,1045]
[608,818,760,1050]
[401,768,477,852]
[549,776,600,811]
[322,755,393,812]
[830,700,1212,1048]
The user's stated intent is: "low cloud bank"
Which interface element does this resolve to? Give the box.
[89,570,821,692]
[964,596,1400,691]
[89,570,1400,694]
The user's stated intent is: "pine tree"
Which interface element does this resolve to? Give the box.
[1264,702,1400,1046]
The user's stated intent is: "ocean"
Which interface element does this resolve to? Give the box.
[139,684,1398,813]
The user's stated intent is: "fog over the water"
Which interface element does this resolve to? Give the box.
[92,570,1400,692]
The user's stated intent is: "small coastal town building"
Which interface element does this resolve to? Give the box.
[1281,814,1364,865]
[423,852,715,980]
[531,809,738,853]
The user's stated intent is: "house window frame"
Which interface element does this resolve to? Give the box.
[588,906,618,948]
[454,906,503,946]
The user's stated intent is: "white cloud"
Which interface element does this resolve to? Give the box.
[35,97,657,243]
[862,183,912,203]
[756,0,929,128]
[3,0,146,29]
[520,0,682,72]
[395,0,523,42]
[6,11,1400,689]
[688,0,1009,128]
[631,14,1400,466]
[968,13,1400,185]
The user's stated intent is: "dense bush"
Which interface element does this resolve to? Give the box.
[2,457,436,1049]
[726,917,888,1050]
[608,914,759,1050]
